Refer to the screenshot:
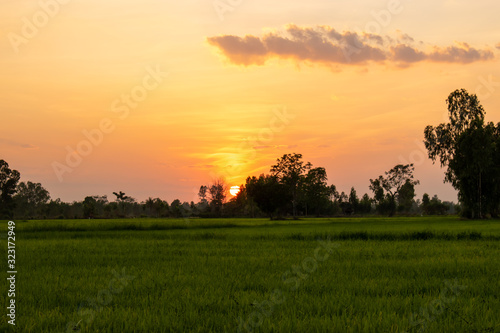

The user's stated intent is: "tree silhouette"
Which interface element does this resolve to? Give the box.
[208,179,227,216]
[245,174,291,219]
[370,164,419,216]
[271,153,311,218]
[0,160,20,218]
[424,89,500,218]
[14,181,51,218]
[113,191,129,202]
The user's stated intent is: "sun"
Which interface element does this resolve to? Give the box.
[229,185,240,196]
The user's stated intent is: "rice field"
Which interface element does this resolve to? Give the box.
[1,217,499,332]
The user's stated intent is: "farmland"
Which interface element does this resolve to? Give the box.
[1,217,499,332]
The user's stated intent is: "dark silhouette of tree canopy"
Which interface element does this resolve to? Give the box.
[370,164,419,216]
[424,89,500,218]
[271,153,311,218]
[83,196,97,218]
[15,181,50,206]
[245,174,291,219]
[14,181,51,218]
[198,185,208,204]
[358,193,373,214]
[421,193,449,215]
[349,187,359,214]
[113,191,129,202]
[208,178,227,216]
[300,167,330,216]
[398,180,417,213]
[0,160,20,218]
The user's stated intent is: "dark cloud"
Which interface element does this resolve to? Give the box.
[207,25,495,68]
[391,44,426,63]
[428,43,494,63]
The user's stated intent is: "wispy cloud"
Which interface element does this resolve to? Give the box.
[207,25,495,68]
[252,144,297,150]
[0,138,38,149]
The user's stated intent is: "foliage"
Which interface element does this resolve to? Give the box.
[424,89,500,218]
[421,193,450,215]
[0,159,20,218]
[245,174,291,219]
[370,164,419,216]
[14,181,51,218]
[208,179,227,216]
[300,167,331,216]
[271,153,312,218]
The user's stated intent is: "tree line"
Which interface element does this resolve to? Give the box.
[0,89,497,220]
[0,156,456,220]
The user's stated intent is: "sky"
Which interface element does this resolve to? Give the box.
[1,0,499,204]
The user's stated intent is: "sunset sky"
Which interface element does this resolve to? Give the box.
[1,0,499,203]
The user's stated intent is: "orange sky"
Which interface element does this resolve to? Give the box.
[1,0,499,203]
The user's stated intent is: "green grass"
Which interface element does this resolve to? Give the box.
[1,217,499,332]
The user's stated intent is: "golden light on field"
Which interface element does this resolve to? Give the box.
[229,186,241,196]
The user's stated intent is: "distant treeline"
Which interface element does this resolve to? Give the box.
[1,157,457,220]
[2,88,498,220]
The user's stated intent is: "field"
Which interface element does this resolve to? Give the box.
[1,217,500,332]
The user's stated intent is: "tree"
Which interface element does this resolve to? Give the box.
[198,185,208,204]
[245,174,291,219]
[197,185,209,214]
[301,167,330,216]
[397,180,416,213]
[0,160,20,218]
[424,89,499,218]
[348,187,360,214]
[271,153,311,218]
[14,181,51,218]
[421,193,449,215]
[170,199,182,218]
[112,191,135,217]
[358,193,372,214]
[113,191,129,202]
[208,179,227,216]
[337,191,352,215]
[83,196,97,218]
[369,164,419,216]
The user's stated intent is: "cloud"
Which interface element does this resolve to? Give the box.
[495,42,500,50]
[207,25,495,69]
[252,144,298,150]
[0,138,38,149]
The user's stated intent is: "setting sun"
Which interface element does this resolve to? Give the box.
[229,186,240,196]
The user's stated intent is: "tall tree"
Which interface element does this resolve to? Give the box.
[349,187,360,214]
[245,174,291,219]
[0,160,20,218]
[369,164,419,216]
[113,191,129,202]
[198,185,208,204]
[358,193,373,214]
[271,153,311,218]
[397,180,416,213]
[14,181,51,218]
[208,178,227,216]
[424,89,499,218]
[83,196,97,218]
[301,167,330,216]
